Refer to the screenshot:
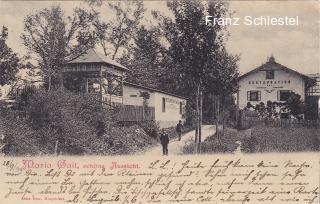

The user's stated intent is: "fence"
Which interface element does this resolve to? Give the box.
[3,89,155,122]
[115,104,155,122]
[240,110,320,129]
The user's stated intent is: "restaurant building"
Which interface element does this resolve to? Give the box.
[237,56,315,111]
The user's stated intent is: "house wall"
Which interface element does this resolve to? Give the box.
[122,85,186,128]
[154,92,186,129]
[122,85,156,107]
[238,69,306,109]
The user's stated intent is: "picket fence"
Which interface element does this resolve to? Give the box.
[115,105,155,122]
[241,110,320,129]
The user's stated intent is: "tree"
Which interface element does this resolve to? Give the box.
[92,1,145,60]
[208,49,239,140]
[153,0,239,151]
[285,92,304,119]
[120,26,166,88]
[0,26,20,86]
[21,5,98,90]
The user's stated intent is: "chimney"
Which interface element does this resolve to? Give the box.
[268,55,275,63]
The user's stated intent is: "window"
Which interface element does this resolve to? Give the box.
[247,91,261,101]
[179,102,183,114]
[162,98,166,112]
[278,90,291,101]
[266,70,274,79]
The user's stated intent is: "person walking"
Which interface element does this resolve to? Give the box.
[159,129,169,155]
[176,120,183,141]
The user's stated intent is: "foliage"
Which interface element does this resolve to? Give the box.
[151,0,239,144]
[152,0,239,96]
[182,128,242,154]
[285,92,304,118]
[92,0,145,60]
[90,125,158,155]
[250,127,319,152]
[182,126,319,154]
[1,88,163,155]
[244,92,305,119]
[1,109,45,156]
[137,121,160,139]
[0,26,20,85]
[240,136,258,153]
[21,5,98,90]
[3,90,115,155]
[120,26,166,88]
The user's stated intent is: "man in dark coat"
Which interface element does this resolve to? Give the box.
[160,129,169,155]
[176,120,183,141]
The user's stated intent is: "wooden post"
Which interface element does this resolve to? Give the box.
[222,95,225,137]
[85,77,89,93]
[121,76,124,104]
[198,89,203,153]
[99,69,103,107]
[60,70,64,91]
[195,85,200,153]
[236,89,240,126]
[216,96,220,144]
[54,140,59,156]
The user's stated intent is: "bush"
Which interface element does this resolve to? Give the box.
[1,89,162,156]
[138,121,160,139]
[1,89,117,155]
[1,109,45,156]
[240,136,258,153]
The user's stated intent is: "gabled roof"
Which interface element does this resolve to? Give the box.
[124,82,188,100]
[239,56,316,87]
[66,49,129,71]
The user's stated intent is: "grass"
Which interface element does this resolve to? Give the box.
[182,128,247,154]
[182,126,319,154]
[249,127,319,152]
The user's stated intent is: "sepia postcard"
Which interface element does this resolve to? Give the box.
[0,0,319,203]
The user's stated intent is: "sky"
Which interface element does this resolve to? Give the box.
[0,0,319,75]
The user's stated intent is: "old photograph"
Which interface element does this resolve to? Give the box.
[0,1,319,155]
[0,1,319,204]
[0,0,319,157]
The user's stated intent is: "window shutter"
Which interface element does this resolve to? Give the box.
[277,91,280,101]
[258,91,261,101]
[247,91,250,101]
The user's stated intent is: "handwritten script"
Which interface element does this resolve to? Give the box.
[0,154,319,204]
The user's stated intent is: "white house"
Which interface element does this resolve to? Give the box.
[123,82,186,128]
[237,56,315,110]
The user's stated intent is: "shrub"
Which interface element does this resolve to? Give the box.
[138,121,160,139]
[1,109,45,156]
[240,136,258,153]
[1,89,117,155]
[1,89,162,156]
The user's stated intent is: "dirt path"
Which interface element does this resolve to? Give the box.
[140,125,215,156]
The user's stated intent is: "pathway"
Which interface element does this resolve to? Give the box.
[141,125,215,156]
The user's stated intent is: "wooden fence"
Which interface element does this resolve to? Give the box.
[4,89,156,122]
[240,110,320,129]
[115,105,155,122]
